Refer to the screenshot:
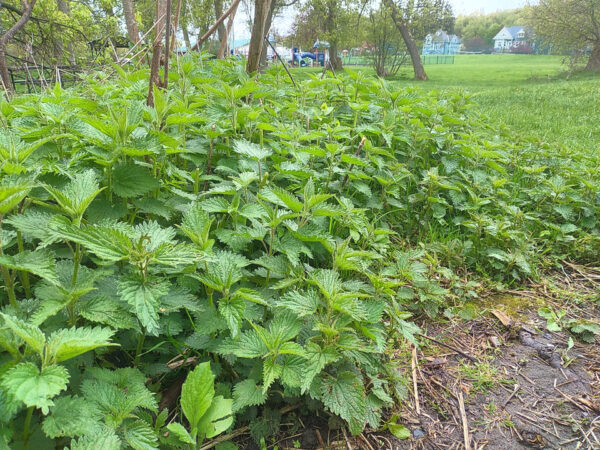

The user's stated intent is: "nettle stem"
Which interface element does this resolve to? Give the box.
[22,406,34,449]
[16,232,31,297]
[0,216,17,309]
[134,331,146,367]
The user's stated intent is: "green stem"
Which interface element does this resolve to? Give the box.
[0,217,17,309]
[16,232,31,297]
[22,406,34,449]
[134,331,146,367]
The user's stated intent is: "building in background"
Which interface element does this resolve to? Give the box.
[422,29,461,55]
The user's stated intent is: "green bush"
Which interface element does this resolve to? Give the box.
[0,56,597,448]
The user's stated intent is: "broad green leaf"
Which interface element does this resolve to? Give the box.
[233,140,272,160]
[0,313,45,355]
[196,396,233,439]
[316,371,366,435]
[122,420,158,450]
[0,249,59,285]
[232,379,267,411]
[112,163,159,197]
[46,326,116,362]
[166,423,194,444]
[388,423,411,439]
[70,428,121,450]
[118,276,169,336]
[0,179,33,215]
[1,363,69,414]
[42,395,101,438]
[181,362,215,430]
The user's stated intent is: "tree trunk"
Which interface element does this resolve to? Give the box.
[170,0,182,52]
[0,0,38,94]
[258,0,276,68]
[147,0,167,106]
[383,0,426,80]
[217,0,239,58]
[214,0,226,43]
[246,0,271,73]
[182,25,191,49]
[329,41,343,70]
[56,0,75,65]
[585,43,600,70]
[123,0,140,44]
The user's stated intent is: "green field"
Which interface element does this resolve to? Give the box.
[297,54,600,152]
[395,55,600,152]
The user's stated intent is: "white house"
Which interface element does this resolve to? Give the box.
[493,26,528,51]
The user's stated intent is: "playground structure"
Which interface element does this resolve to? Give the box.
[290,40,330,67]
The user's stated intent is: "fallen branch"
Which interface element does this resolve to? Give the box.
[457,391,471,450]
[411,345,421,415]
[190,0,242,51]
[417,333,477,362]
[264,36,296,88]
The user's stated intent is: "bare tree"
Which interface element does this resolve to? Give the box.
[217,0,239,58]
[123,0,141,44]
[0,0,38,94]
[529,0,600,71]
[382,0,427,80]
[246,0,272,73]
[147,0,167,106]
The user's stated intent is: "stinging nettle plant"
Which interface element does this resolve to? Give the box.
[0,55,598,449]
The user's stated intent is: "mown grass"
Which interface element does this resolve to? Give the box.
[293,54,600,153]
[394,55,600,153]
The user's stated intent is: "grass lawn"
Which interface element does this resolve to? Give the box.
[394,54,600,153]
[293,54,600,153]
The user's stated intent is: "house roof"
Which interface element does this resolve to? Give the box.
[430,29,461,43]
[494,26,524,40]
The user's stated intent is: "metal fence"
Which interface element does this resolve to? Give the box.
[421,55,454,65]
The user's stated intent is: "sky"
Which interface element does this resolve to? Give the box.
[232,0,529,41]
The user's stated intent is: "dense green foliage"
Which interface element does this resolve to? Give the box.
[0,56,598,448]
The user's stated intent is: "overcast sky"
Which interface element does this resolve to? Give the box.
[232,0,529,40]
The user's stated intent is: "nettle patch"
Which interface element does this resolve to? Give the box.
[0,57,598,448]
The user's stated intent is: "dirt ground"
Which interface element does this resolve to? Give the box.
[227,266,600,450]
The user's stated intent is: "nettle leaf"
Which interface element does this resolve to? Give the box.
[112,163,159,197]
[0,249,59,285]
[218,329,268,358]
[52,219,131,262]
[218,296,245,336]
[316,371,366,435]
[122,419,158,450]
[46,326,117,362]
[45,170,104,218]
[276,289,320,317]
[81,367,158,415]
[78,295,139,330]
[0,178,33,215]
[232,379,267,411]
[118,276,170,336]
[1,363,69,414]
[0,313,45,355]
[233,140,272,160]
[42,395,101,438]
[70,428,121,450]
[301,343,340,393]
[181,362,215,429]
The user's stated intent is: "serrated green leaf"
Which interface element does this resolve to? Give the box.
[70,428,121,450]
[46,326,116,362]
[316,371,366,435]
[42,395,100,438]
[232,379,267,411]
[112,163,159,197]
[0,249,59,285]
[118,276,170,335]
[122,420,158,450]
[1,363,69,414]
[0,313,45,355]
